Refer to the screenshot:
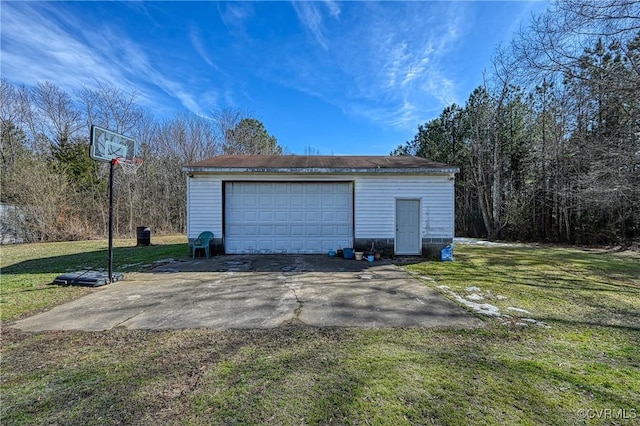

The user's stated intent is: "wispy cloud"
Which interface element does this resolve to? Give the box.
[190,24,220,72]
[323,0,341,18]
[1,3,121,89]
[292,1,341,50]
[282,2,464,131]
[0,2,215,117]
[217,2,254,32]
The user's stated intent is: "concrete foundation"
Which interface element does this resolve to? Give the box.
[422,238,454,258]
[188,237,454,258]
[355,237,453,258]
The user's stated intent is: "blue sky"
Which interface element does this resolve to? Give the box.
[1,1,548,155]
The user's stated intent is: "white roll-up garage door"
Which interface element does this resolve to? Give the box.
[225,182,353,254]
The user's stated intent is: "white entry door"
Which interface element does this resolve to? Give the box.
[396,199,421,255]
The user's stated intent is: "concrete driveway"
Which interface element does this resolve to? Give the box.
[12,255,483,331]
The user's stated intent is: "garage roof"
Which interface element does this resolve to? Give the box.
[184,155,459,174]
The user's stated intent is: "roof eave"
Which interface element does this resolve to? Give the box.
[182,166,460,174]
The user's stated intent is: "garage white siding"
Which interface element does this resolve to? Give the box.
[187,176,222,240]
[354,175,454,239]
[225,182,353,254]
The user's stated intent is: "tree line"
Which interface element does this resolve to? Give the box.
[0,80,283,242]
[393,0,640,244]
[2,0,637,245]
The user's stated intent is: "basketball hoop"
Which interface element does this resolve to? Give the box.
[115,157,143,175]
[90,125,141,283]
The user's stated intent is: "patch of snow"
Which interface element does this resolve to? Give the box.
[154,258,174,264]
[466,286,481,293]
[466,293,484,301]
[438,286,501,316]
[466,302,501,317]
[431,282,548,327]
[507,307,532,315]
[454,238,523,247]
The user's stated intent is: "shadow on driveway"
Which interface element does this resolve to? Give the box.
[12,255,484,332]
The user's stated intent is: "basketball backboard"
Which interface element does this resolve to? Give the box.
[90,125,138,163]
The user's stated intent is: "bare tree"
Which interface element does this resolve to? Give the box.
[30,81,83,150]
[513,0,640,85]
[78,81,145,135]
[0,80,30,176]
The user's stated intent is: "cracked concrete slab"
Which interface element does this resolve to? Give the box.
[11,255,483,331]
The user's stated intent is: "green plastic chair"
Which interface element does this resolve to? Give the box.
[191,231,214,258]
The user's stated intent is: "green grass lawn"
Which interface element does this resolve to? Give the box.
[1,235,188,321]
[1,242,639,425]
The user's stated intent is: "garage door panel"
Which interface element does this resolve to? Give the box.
[258,240,272,251]
[290,240,304,251]
[336,197,351,208]
[305,197,320,208]
[336,224,351,235]
[290,195,304,207]
[306,211,320,221]
[274,211,289,222]
[321,211,335,221]
[259,211,272,221]
[275,240,289,251]
[290,211,304,222]
[274,195,289,207]
[335,211,351,222]
[259,225,273,236]
[259,195,273,207]
[243,196,258,207]
[225,182,353,254]
[228,224,242,234]
[290,183,304,192]
[321,197,336,207]
[243,211,257,221]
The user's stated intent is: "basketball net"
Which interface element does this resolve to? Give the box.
[115,157,143,175]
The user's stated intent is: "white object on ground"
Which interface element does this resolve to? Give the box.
[466,293,484,301]
[507,307,532,315]
[438,287,501,316]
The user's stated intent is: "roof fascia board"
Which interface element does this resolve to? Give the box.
[182,166,460,174]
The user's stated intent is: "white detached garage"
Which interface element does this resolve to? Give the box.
[183,155,458,257]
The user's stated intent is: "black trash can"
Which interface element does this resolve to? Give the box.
[136,226,151,246]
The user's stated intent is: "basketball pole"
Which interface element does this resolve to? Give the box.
[108,159,115,283]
